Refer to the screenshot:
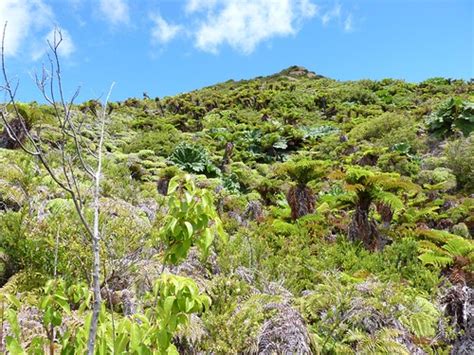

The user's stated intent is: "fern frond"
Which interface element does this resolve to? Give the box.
[442,237,474,257]
[344,183,365,193]
[369,174,419,192]
[349,328,409,355]
[418,251,453,268]
[372,190,404,211]
[417,229,457,244]
[418,240,451,257]
[345,166,375,184]
[400,297,439,338]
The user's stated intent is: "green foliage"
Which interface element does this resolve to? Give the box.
[202,293,281,353]
[427,97,474,137]
[350,113,424,151]
[1,67,472,354]
[377,150,420,177]
[417,229,474,269]
[299,125,339,141]
[157,175,226,264]
[344,166,418,211]
[169,142,220,177]
[417,167,457,192]
[2,274,208,354]
[222,173,241,194]
[142,273,211,353]
[39,279,71,330]
[7,102,47,126]
[298,274,440,353]
[345,328,409,354]
[445,133,474,192]
[278,159,327,185]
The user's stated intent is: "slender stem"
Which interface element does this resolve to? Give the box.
[87,82,114,355]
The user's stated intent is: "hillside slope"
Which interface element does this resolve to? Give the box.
[0,67,473,353]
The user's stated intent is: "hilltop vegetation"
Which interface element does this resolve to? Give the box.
[0,65,473,354]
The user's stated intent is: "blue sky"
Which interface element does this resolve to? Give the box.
[0,0,472,102]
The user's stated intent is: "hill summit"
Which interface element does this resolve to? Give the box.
[274,65,323,79]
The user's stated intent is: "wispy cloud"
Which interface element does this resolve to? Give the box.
[151,14,182,44]
[99,0,130,25]
[321,3,341,26]
[318,2,355,32]
[185,0,218,13]
[32,27,76,61]
[344,14,353,32]
[187,0,319,54]
[0,0,54,57]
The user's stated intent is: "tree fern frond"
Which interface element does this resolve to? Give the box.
[372,190,404,211]
[344,183,365,193]
[278,159,328,185]
[345,166,375,184]
[368,174,419,192]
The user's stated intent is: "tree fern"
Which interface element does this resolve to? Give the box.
[343,166,420,249]
[277,159,327,220]
[278,159,327,185]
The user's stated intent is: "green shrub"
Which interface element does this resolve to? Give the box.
[427,97,474,137]
[417,167,457,191]
[169,142,220,177]
[350,113,424,151]
[124,123,181,156]
[445,134,474,192]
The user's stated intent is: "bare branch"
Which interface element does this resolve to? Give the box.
[2,22,116,354]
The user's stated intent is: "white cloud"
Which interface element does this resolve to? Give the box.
[67,0,83,8]
[299,0,318,18]
[99,0,130,25]
[0,0,53,57]
[321,3,341,26]
[344,14,353,32]
[151,14,182,44]
[187,0,318,54]
[32,27,76,61]
[185,0,218,13]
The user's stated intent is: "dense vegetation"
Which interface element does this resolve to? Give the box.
[0,65,473,354]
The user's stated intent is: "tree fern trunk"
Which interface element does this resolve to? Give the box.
[376,202,393,229]
[287,184,315,221]
[348,192,380,250]
[157,177,170,195]
[0,117,29,149]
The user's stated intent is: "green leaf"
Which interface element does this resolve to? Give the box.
[6,336,25,354]
[167,177,180,194]
[184,221,193,238]
[163,296,176,315]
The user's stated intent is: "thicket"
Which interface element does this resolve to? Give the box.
[0,63,473,353]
